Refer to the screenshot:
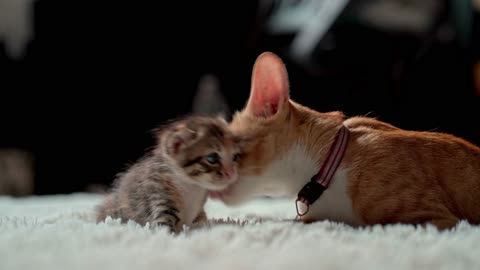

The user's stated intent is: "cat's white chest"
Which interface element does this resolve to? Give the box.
[247,144,362,226]
[299,167,363,226]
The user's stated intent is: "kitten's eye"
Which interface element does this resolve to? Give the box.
[206,152,220,164]
[233,153,241,162]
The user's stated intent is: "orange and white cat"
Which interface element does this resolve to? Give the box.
[213,51,480,230]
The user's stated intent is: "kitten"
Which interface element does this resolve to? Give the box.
[212,51,480,230]
[96,116,241,233]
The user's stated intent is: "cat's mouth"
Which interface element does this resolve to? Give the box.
[208,183,234,201]
[200,173,238,192]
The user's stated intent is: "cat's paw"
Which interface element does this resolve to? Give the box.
[192,210,208,225]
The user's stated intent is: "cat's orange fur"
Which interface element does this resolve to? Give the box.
[219,52,480,230]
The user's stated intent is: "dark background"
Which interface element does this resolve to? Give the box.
[1,0,479,195]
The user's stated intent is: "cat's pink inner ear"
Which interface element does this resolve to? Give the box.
[247,52,290,118]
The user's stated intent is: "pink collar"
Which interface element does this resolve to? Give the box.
[295,125,350,218]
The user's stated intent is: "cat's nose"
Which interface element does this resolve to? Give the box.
[223,166,234,179]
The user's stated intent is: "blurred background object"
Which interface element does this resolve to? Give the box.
[0,0,478,195]
[0,148,34,196]
[0,0,35,59]
[192,73,230,120]
[474,0,480,96]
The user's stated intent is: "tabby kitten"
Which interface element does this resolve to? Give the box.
[212,51,480,230]
[96,116,241,233]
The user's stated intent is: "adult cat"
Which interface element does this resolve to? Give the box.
[213,51,480,230]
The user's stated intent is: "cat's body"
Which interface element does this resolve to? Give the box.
[96,116,240,233]
[213,52,480,230]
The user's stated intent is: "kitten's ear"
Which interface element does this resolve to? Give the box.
[246,52,290,118]
[166,123,197,155]
[192,73,231,121]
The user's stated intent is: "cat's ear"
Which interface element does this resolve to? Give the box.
[246,52,290,118]
[166,123,198,155]
[192,73,231,121]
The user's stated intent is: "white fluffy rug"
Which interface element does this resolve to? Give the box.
[1,193,479,270]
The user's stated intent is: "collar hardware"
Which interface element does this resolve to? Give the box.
[295,125,350,218]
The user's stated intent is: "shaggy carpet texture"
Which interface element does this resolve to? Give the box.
[1,193,479,270]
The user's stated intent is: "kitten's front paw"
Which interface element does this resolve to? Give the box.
[154,221,182,234]
[192,210,208,225]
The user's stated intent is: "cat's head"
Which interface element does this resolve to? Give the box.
[214,52,341,205]
[157,116,242,191]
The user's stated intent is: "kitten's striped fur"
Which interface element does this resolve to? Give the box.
[96,116,241,233]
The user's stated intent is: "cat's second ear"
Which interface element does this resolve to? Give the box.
[246,52,290,118]
[192,74,231,121]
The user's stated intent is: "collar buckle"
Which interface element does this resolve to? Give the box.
[294,125,350,219]
[297,180,326,207]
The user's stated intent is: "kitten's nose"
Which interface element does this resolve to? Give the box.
[223,166,234,179]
